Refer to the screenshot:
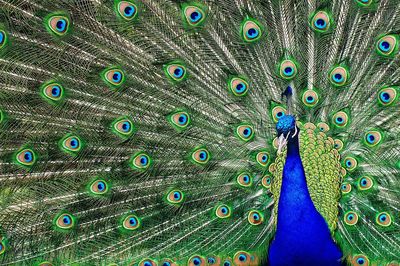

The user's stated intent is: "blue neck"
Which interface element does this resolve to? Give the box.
[268,131,342,266]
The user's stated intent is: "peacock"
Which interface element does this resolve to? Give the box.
[0,0,399,265]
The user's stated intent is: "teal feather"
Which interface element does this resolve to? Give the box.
[0,0,399,265]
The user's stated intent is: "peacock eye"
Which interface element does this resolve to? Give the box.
[164,62,187,82]
[302,90,319,107]
[54,213,75,230]
[183,5,206,26]
[117,1,138,20]
[356,0,372,6]
[375,212,392,227]
[363,130,382,147]
[376,35,398,57]
[333,139,344,151]
[60,135,82,154]
[262,175,272,189]
[207,257,217,265]
[139,259,157,266]
[271,106,286,123]
[188,255,205,266]
[122,214,141,230]
[311,11,331,32]
[15,148,36,167]
[357,176,373,190]
[228,77,249,96]
[223,260,232,266]
[215,204,232,218]
[191,147,210,165]
[317,122,330,133]
[341,183,351,194]
[37,261,53,266]
[168,111,191,130]
[236,172,253,187]
[131,152,151,170]
[102,67,125,88]
[234,251,251,265]
[344,211,358,226]
[46,14,71,36]
[343,156,357,171]
[89,179,109,195]
[279,59,298,79]
[247,210,264,225]
[42,83,63,101]
[241,19,262,42]
[332,111,349,128]
[256,151,269,167]
[377,87,397,106]
[236,125,254,142]
[352,254,369,266]
[167,189,184,204]
[329,66,349,87]
[160,260,175,266]
[112,117,135,138]
[0,29,7,49]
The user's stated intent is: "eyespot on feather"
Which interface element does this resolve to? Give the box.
[344,211,358,226]
[188,255,206,266]
[351,254,369,266]
[376,35,398,57]
[228,77,249,97]
[375,212,392,227]
[334,139,344,151]
[15,148,37,167]
[302,90,319,107]
[45,13,71,36]
[236,172,253,187]
[130,152,151,170]
[54,212,76,230]
[279,59,298,80]
[341,183,352,194]
[0,29,8,49]
[138,259,157,266]
[215,204,232,218]
[191,148,210,165]
[310,11,331,33]
[167,189,184,204]
[256,151,269,167]
[343,156,357,171]
[329,66,349,87]
[183,5,206,27]
[89,179,109,195]
[262,175,272,189]
[332,111,349,128]
[112,117,135,138]
[233,251,251,265]
[116,1,138,21]
[377,87,397,106]
[122,214,141,231]
[60,135,82,154]
[41,82,64,102]
[247,210,264,225]
[241,19,263,42]
[271,106,286,123]
[355,0,373,7]
[317,122,330,133]
[102,67,125,88]
[164,62,187,82]
[236,124,254,142]
[168,111,190,130]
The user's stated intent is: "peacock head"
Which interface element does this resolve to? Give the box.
[276,115,298,152]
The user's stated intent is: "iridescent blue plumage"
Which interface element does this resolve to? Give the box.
[269,116,343,265]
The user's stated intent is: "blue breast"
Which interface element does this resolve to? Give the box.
[268,138,343,266]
